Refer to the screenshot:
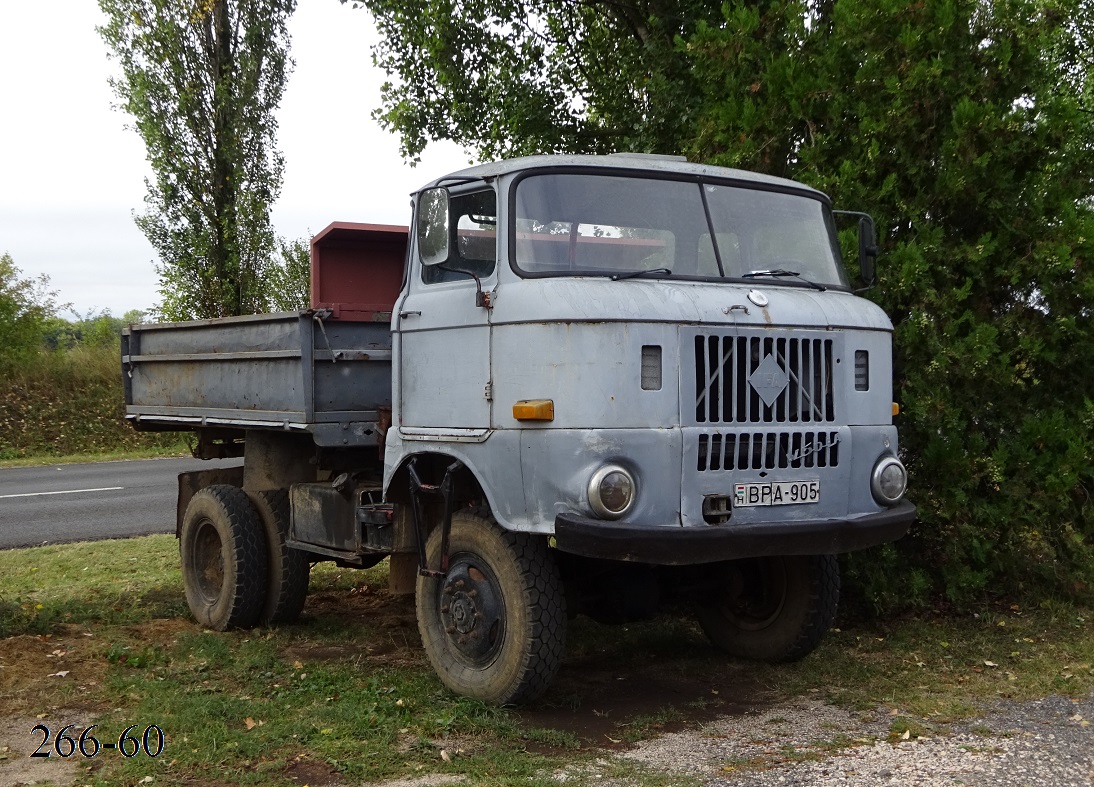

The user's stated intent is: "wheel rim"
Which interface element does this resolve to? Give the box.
[438,554,506,667]
[192,519,225,605]
[719,558,788,631]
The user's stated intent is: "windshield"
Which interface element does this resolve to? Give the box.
[512,173,849,289]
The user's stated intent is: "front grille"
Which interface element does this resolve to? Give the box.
[694,334,835,424]
[697,430,840,472]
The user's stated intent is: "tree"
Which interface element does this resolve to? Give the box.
[359,0,1094,606]
[687,0,1094,606]
[265,237,311,312]
[346,0,724,160]
[99,0,297,320]
[0,253,64,365]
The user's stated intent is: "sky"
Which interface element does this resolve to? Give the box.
[0,2,473,317]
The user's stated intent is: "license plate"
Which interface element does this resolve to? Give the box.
[734,480,820,507]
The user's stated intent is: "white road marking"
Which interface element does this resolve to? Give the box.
[0,486,124,500]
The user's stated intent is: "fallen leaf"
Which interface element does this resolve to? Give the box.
[244,717,257,730]
[293,660,303,669]
[901,730,911,740]
[48,670,70,678]
[984,661,998,667]
[440,749,451,762]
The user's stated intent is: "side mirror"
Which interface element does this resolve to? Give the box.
[417,187,451,266]
[858,214,877,286]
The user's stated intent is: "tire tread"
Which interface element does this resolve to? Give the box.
[249,489,310,625]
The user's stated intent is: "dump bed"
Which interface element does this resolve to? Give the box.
[122,312,391,447]
[122,222,408,448]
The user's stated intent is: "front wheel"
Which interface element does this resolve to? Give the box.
[696,554,839,662]
[416,511,566,705]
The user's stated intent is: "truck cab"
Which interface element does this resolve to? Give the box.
[390,155,911,552]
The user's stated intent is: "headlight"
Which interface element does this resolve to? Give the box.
[871,456,907,505]
[587,465,636,519]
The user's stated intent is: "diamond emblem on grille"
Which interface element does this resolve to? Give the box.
[749,354,789,407]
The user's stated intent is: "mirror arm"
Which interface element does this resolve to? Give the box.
[438,264,492,309]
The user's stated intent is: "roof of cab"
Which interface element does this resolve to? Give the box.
[418,153,828,199]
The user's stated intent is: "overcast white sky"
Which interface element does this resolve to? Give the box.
[0,2,473,317]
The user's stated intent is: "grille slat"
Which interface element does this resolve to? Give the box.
[696,430,841,472]
[694,334,835,424]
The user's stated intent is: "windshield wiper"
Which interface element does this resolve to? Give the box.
[611,267,672,281]
[742,269,826,291]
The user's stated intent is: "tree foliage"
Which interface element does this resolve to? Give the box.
[0,253,65,366]
[350,0,724,160]
[359,0,1094,606]
[42,310,147,352]
[686,0,1094,607]
[99,0,296,320]
[266,237,311,312]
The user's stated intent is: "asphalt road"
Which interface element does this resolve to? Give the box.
[0,457,241,549]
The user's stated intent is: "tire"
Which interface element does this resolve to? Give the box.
[696,554,839,662]
[179,485,268,631]
[416,511,566,705]
[249,489,310,625]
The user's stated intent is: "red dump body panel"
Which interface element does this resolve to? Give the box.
[310,222,409,322]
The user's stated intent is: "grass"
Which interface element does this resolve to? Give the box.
[0,443,190,469]
[0,539,611,786]
[1,537,1093,786]
[0,345,188,462]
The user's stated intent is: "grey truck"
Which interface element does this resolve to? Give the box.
[123,154,915,704]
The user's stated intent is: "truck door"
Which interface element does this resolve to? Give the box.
[396,187,496,430]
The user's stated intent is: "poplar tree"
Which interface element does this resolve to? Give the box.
[99,0,296,319]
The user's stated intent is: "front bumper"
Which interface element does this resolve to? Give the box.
[553,500,915,565]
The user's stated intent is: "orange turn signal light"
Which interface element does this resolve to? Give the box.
[513,399,554,421]
[892,402,900,417]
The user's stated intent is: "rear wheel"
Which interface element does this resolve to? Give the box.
[696,554,839,662]
[416,511,566,704]
[249,489,310,625]
[180,485,268,630]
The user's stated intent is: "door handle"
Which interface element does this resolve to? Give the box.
[399,311,421,318]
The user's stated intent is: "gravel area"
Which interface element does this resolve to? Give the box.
[598,692,1094,786]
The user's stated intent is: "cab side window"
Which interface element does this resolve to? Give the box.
[422,189,497,284]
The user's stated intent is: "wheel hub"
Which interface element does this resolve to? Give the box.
[440,560,504,664]
[193,520,225,604]
[721,557,788,631]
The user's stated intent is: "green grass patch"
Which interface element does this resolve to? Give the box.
[766,606,1094,721]
[0,539,613,786]
[1,537,1092,785]
[0,443,190,469]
